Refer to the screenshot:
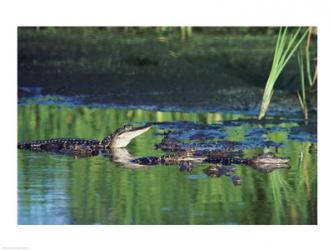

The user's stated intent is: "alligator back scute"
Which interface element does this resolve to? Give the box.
[131,156,161,165]
[18,138,100,151]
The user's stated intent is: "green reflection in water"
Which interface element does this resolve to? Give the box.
[18,104,317,224]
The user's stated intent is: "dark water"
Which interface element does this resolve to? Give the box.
[18,104,317,225]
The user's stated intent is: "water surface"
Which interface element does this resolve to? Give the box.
[18,104,317,224]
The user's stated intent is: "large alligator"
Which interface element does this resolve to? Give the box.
[18,124,152,156]
[18,123,290,185]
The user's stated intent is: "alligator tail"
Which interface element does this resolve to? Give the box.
[205,157,249,165]
[18,141,43,150]
[18,142,30,150]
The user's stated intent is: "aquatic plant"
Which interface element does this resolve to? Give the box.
[305,27,317,88]
[297,51,308,120]
[296,27,317,120]
[258,27,309,120]
[181,26,192,40]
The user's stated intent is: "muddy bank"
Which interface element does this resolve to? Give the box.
[18,28,317,115]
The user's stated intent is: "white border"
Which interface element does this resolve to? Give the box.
[1,0,333,249]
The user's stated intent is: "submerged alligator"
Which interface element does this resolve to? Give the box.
[18,123,290,185]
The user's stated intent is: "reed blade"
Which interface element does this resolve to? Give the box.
[258,27,308,120]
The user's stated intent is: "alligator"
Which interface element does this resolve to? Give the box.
[18,124,152,156]
[18,123,290,185]
[133,136,289,170]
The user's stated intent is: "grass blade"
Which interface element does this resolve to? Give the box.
[258,27,308,120]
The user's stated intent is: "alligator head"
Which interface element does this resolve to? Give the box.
[248,152,290,172]
[101,124,152,148]
[249,152,289,165]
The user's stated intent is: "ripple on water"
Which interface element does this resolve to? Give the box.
[186,174,208,180]
[160,207,173,212]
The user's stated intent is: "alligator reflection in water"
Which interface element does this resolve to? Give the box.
[18,123,290,186]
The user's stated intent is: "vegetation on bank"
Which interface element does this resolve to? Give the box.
[18,27,317,117]
[27,26,282,37]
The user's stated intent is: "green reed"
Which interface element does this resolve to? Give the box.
[297,51,308,120]
[296,28,317,120]
[305,27,317,88]
[258,27,309,120]
[181,26,192,41]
